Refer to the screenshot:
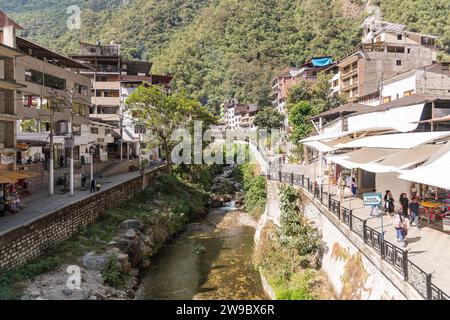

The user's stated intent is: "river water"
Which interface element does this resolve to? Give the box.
[139,202,268,300]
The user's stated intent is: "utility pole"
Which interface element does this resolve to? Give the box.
[48,90,56,196]
[67,89,75,197]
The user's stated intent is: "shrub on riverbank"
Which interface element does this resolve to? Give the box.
[232,164,267,217]
[253,185,333,300]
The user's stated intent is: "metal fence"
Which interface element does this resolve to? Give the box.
[266,169,448,300]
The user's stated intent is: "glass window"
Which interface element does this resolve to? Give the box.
[44,73,66,90]
[24,69,43,85]
[90,127,99,134]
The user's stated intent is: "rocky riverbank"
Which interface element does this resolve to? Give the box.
[21,166,249,300]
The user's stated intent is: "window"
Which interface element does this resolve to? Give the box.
[90,127,99,134]
[397,34,403,40]
[44,73,66,90]
[25,69,43,85]
[396,60,402,66]
[387,46,405,53]
[404,90,414,97]
[383,96,391,104]
[72,103,87,117]
[407,48,411,54]
[73,124,81,136]
[333,79,339,87]
[75,83,88,95]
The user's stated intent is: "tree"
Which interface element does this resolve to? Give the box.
[126,84,216,170]
[253,107,284,131]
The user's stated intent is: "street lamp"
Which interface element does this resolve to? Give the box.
[89,146,95,186]
[135,122,147,190]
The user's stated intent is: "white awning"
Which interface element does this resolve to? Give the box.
[301,127,391,143]
[326,148,395,169]
[399,165,450,190]
[304,141,335,153]
[358,144,442,173]
[334,131,450,150]
[348,103,425,133]
[399,142,450,189]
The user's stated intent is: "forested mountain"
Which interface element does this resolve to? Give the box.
[2,0,449,107]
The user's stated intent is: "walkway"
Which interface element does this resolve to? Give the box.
[279,162,450,297]
[0,163,165,236]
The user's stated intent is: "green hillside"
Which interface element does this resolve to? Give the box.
[2,0,449,107]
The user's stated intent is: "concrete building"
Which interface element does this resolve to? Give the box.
[379,62,450,104]
[70,42,172,160]
[271,56,334,114]
[338,19,438,103]
[223,100,258,130]
[0,13,23,173]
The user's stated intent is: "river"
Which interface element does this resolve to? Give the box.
[138,202,268,300]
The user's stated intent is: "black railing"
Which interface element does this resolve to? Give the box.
[383,239,407,274]
[350,213,365,239]
[406,259,431,299]
[342,207,351,227]
[262,164,449,300]
[364,225,382,254]
[431,283,450,300]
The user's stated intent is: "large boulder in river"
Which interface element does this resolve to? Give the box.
[120,219,145,231]
[210,197,223,208]
[82,252,109,271]
[222,194,233,203]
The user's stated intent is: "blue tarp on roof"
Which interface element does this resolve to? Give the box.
[312,57,333,67]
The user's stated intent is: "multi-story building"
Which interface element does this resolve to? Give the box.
[271,57,334,114]
[0,14,23,174]
[377,62,450,105]
[223,99,258,130]
[71,42,172,160]
[338,19,438,103]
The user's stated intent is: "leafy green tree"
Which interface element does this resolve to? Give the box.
[126,84,215,170]
[253,107,284,131]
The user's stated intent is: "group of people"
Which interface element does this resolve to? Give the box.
[379,190,421,247]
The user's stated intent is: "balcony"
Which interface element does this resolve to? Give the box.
[91,96,120,106]
[94,81,120,90]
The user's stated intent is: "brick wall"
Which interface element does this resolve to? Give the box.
[0,166,166,271]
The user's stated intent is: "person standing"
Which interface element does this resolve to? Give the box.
[399,193,409,218]
[351,177,357,197]
[394,210,407,247]
[409,197,420,228]
[59,154,64,169]
[384,190,395,216]
[90,178,96,193]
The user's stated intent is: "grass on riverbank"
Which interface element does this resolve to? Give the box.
[0,172,210,300]
[232,163,267,218]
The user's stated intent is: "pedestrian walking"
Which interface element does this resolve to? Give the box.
[384,190,395,216]
[399,193,409,218]
[394,210,407,247]
[409,197,420,228]
[351,177,357,197]
[90,178,96,193]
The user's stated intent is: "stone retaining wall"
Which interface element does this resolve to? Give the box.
[0,167,166,271]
